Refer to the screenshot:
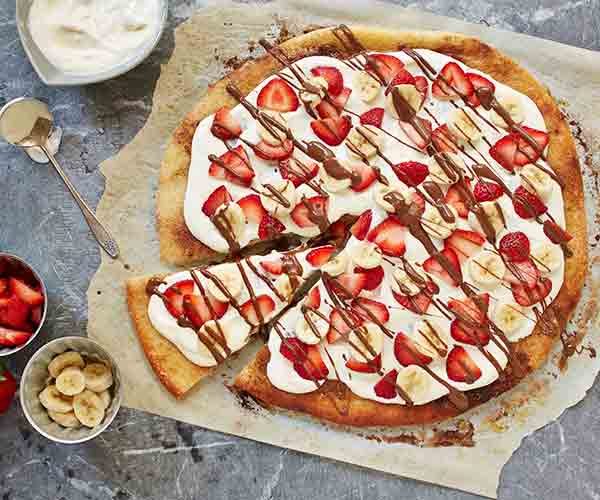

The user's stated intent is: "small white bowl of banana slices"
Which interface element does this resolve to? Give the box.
[20,337,121,443]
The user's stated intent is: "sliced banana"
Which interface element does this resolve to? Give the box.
[275,274,300,301]
[531,242,562,274]
[490,91,524,129]
[296,311,328,344]
[214,202,246,241]
[83,363,114,393]
[216,317,252,353]
[55,366,86,396]
[259,179,296,216]
[39,385,74,413]
[48,410,81,428]
[257,111,288,145]
[321,252,349,277]
[206,262,243,302]
[319,163,352,193]
[386,84,422,118]
[299,76,328,111]
[427,153,462,185]
[390,264,424,295]
[345,125,384,159]
[412,319,450,360]
[447,107,481,143]
[349,240,382,269]
[73,389,105,428]
[421,204,457,240]
[374,183,412,213]
[98,390,111,410]
[48,351,85,378]
[468,201,505,238]
[353,71,381,103]
[348,322,384,361]
[468,250,506,289]
[396,365,432,404]
[519,164,553,202]
[493,302,527,339]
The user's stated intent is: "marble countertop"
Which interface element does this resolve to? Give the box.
[1,1,599,499]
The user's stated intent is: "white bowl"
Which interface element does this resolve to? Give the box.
[20,336,122,444]
[15,0,168,86]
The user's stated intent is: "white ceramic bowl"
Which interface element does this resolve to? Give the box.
[15,0,168,86]
[0,253,48,357]
[20,336,122,444]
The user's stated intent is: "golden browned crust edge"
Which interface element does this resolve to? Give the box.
[126,276,213,398]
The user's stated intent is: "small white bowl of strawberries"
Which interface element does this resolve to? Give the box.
[0,253,47,356]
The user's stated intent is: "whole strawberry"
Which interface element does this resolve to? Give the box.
[0,361,17,414]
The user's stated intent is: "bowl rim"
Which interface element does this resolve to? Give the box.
[15,0,168,86]
[19,336,123,444]
[0,252,48,357]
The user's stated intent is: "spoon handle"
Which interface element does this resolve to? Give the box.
[41,145,120,259]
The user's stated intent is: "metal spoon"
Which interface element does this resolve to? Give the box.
[0,97,119,259]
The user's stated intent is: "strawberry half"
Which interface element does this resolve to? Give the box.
[305,286,321,309]
[279,159,319,187]
[394,332,432,367]
[473,180,504,202]
[422,247,462,287]
[392,281,436,315]
[446,346,482,383]
[163,280,196,319]
[465,73,495,107]
[0,295,33,331]
[326,309,363,343]
[450,319,490,346]
[252,138,294,162]
[431,124,459,153]
[350,210,373,241]
[512,277,552,306]
[294,345,329,381]
[256,78,299,112]
[368,54,404,84]
[359,108,384,128]
[345,353,382,373]
[0,326,32,347]
[183,294,229,328]
[208,145,255,187]
[330,272,368,299]
[350,162,377,192]
[279,337,308,363]
[512,127,549,166]
[310,66,344,96]
[367,216,407,257]
[9,278,44,307]
[260,259,283,275]
[306,245,336,267]
[240,295,276,326]
[202,186,232,217]
[237,194,267,224]
[399,118,432,150]
[290,196,329,228]
[444,184,470,218]
[445,229,486,265]
[374,369,399,399]
[431,62,474,100]
[503,259,541,289]
[447,294,490,324]
[489,135,518,173]
[310,116,352,146]
[316,88,352,119]
[392,160,429,187]
[258,214,286,240]
[512,185,548,219]
[354,265,385,291]
[384,68,415,95]
[210,106,242,140]
[352,297,390,324]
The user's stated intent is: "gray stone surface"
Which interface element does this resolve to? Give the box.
[1,1,599,499]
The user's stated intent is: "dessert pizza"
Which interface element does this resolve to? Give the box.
[129,25,586,424]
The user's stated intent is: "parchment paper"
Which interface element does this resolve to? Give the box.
[87,1,600,497]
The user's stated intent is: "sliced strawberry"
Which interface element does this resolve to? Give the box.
[512,277,552,306]
[305,286,321,309]
[431,62,474,100]
[258,214,286,240]
[384,68,415,95]
[350,210,372,241]
[394,332,432,367]
[0,279,8,296]
[10,278,44,306]
[503,259,541,289]
[447,294,490,324]
[512,185,548,219]
[368,54,404,84]
[279,158,319,187]
[330,272,368,299]
[326,309,363,343]
[466,73,495,107]
[316,87,352,119]
[354,265,384,291]
[279,337,308,363]
[310,116,352,146]
[422,247,462,287]
[367,216,406,257]
[543,220,573,244]
[392,160,429,187]
[208,145,255,187]
[237,194,267,224]
[346,353,381,373]
[374,369,399,399]
[489,135,518,173]
[352,297,390,324]
[328,219,348,246]
[306,245,336,267]
[252,138,294,161]
[392,282,435,315]
[294,345,329,381]
[260,259,283,275]
[331,87,352,108]
[350,162,377,192]
[473,180,504,202]
[414,75,429,101]
[450,319,490,346]
[202,186,232,217]
[310,66,344,96]
[240,295,276,326]
[210,106,242,140]
[399,118,432,150]
[183,294,229,328]
[0,326,32,347]
[359,108,384,128]
[30,305,43,326]
[499,231,530,262]
[290,196,329,228]
[256,78,299,112]
[512,127,549,166]
[445,229,486,265]
[431,124,459,153]
[163,280,196,319]
[444,184,470,218]
[0,295,33,331]
[446,346,482,383]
